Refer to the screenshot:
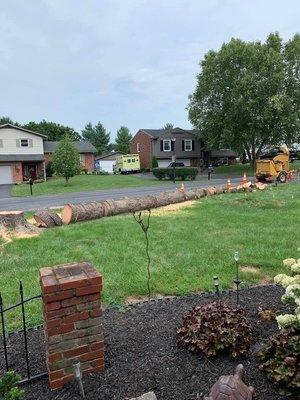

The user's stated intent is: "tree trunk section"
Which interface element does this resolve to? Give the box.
[62,186,225,225]
[34,210,62,228]
[0,211,38,233]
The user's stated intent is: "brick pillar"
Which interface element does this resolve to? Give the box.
[40,262,104,389]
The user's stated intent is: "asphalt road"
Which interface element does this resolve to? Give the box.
[0,176,247,212]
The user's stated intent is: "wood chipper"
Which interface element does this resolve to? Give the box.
[255,147,290,183]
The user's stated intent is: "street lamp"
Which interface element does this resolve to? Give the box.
[171,138,176,183]
[233,251,241,305]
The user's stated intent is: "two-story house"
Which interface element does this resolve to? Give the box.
[0,124,96,184]
[130,127,204,169]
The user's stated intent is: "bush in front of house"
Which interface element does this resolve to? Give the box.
[177,301,252,358]
[46,161,54,177]
[152,156,158,169]
[152,167,198,180]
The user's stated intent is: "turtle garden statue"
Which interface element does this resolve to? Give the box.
[204,364,255,400]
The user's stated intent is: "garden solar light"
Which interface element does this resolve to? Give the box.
[213,276,220,297]
[233,252,242,305]
[73,361,86,399]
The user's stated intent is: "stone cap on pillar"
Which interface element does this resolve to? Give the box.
[40,262,102,300]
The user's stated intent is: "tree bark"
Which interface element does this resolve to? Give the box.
[62,186,223,225]
[34,210,62,228]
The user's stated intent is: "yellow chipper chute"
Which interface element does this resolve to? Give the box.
[255,147,290,183]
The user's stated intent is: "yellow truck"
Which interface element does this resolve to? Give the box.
[255,147,290,183]
[113,154,141,174]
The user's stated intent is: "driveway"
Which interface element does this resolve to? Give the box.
[0,184,12,199]
[0,177,244,212]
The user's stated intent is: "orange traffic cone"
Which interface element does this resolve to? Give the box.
[226,178,232,191]
[179,183,185,193]
[241,172,248,185]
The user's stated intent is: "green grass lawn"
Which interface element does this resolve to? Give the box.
[1,184,299,330]
[12,174,161,197]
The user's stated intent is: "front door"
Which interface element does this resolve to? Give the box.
[23,164,37,181]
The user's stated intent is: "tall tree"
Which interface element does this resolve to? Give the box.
[114,126,132,153]
[81,122,110,155]
[24,120,80,141]
[52,135,80,183]
[188,32,300,164]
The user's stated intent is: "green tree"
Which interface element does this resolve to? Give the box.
[188,32,300,164]
[114,126,132,153]
[82,122,110,155]
[163,123,174,133]
[52,135,80,183]
[24,120,80,141]
[0,116,17,125]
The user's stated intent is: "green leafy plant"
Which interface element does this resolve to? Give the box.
[177,301,252,358]
[0,371,24,400]
[52,135,80,183]
[153,167,198,181]
[259,328,300,396]
[259,255,300,395]
[151,156,158,169]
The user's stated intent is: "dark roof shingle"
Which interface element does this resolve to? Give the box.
[44,141,96,153]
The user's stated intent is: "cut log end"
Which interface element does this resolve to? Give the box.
[34,210,62,228]
[0,211,38,233]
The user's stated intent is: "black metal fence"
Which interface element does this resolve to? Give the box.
[0,281,47,383]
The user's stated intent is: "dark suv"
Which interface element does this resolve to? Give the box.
[168,162,185,168]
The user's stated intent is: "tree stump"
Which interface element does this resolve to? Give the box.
[0,211,38,233]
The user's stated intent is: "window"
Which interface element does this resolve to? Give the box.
[184,139,192,151]
[137,143,140,152]
[127,159,131,163]
[80,154,85,165]
[163,139,171,152]
[21,139,29,147]
[131,159,135,162]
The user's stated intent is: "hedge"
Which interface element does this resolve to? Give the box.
[152,167,198,180]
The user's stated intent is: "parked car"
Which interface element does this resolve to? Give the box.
[168,162,185,168]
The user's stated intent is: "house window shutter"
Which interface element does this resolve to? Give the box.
[192,140,195,151]
[160,140,163,151]
[171,140,174,152]
[182,140,185,151]
[29,139,33,148]
[16,139,20,148]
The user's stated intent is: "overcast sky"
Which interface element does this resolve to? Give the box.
[0,1,299,139]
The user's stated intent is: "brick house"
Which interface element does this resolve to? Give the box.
[0,123,96,184]
[130,127,204,170]
[44,141,96,173]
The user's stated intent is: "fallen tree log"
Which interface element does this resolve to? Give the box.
[34,209,62,228]
[61,185,225,225]
[0,211,38,233]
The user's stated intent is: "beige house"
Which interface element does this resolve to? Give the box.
[0,124,47,184]
[0,124,96,184]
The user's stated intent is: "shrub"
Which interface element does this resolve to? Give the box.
[177,301,252,358]
[46,161,54,177]
[259,328,300,396]
[153,167,198,181]
[152,156,158,169]
[259,255,300,395]
[0,371,24,400]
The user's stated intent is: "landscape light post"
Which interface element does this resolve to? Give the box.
[233,251,241,305]
[213,275,220,298]
[29,178,33,196]
[171,137,176,183]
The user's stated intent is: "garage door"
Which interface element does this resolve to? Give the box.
[158,159,172,168]
[0,165,12,184]
[100,160,115,173]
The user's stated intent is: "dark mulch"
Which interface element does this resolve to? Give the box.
[0,285,293,400]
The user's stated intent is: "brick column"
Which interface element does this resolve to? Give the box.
[40,262,104,389]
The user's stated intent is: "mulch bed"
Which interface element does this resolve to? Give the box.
[0,285,293,399]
